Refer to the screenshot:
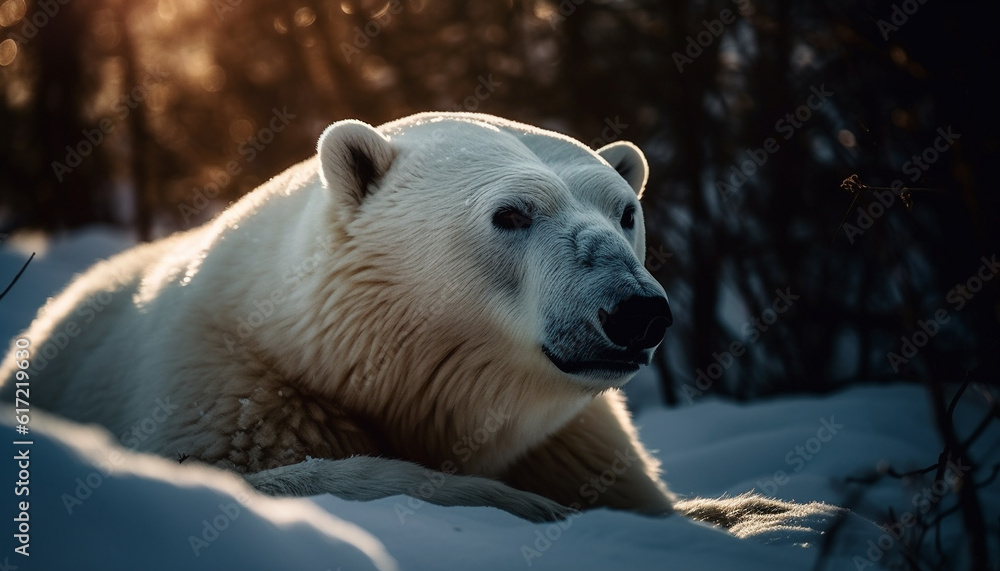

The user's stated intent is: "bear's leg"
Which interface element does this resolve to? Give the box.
[673,493,842,538]
[500,390,676,515]
[500,391,842,535]
[244,456,574,522]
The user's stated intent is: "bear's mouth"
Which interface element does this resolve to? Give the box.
[542,346,643,379]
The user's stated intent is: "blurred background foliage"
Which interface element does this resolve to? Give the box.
[0,0,998,403]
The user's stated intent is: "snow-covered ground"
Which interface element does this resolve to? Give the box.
[1,228,998,570]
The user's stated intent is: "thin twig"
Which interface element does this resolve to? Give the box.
[831,174,942,244]
[0,252,34,302]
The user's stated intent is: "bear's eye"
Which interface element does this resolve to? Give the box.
[620,205,636,230]
[492,206,533,230]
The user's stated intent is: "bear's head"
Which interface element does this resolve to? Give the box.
[316,113,671,396]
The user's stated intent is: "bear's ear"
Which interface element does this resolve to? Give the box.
[597,141,649,198]
[317,120,397,207]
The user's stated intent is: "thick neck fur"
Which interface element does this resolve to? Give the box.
[181,160,592,477]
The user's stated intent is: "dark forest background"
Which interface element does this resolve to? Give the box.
[2,0,1000,567]
[2,0,997,400]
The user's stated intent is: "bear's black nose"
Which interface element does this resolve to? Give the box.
[599,295,672,351]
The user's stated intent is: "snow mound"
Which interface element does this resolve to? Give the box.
[2,411,396,571]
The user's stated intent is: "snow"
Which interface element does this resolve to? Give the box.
[2,228,998,570]
[0,226,136,347]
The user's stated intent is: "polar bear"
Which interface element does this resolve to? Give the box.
[2,113,832,533]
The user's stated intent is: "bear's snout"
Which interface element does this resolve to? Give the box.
[599,295,672,351]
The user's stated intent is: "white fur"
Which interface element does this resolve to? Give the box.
[1,113,836,534]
